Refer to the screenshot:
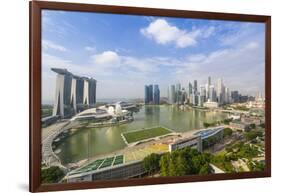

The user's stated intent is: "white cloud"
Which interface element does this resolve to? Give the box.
[140,19,197,48]
[42,40,67,52]
[91,51,121,66]
[187,54,206,62]
[140,19,216,48]
[84,46,96,52]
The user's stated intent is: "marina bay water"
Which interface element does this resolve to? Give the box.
[56,105,228,164]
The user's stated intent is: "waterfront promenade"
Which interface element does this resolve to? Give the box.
[42,121,70,169]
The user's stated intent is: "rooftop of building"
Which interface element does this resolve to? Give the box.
[51,68,96,81]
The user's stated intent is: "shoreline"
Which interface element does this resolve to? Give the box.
[62,127,208,169]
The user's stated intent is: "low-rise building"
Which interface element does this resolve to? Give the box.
[169,136,202,152]
[230,120,251,132]
[241,116,261,125]
[203,100,219,108]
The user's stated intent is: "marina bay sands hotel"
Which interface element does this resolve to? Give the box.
[51,68,97,118]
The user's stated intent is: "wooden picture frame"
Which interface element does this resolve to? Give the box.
[30,1,271,192]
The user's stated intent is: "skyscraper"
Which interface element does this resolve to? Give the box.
[145,85,149,104]
[200,85,206,104]
[52,68,97,118]
[188,82,193,96]
[153,85,160,105]
[194,80,198,94]
[217,78,225,104]
[209,85,216,102]
[225,87,230,104]
[231,91,239,103]
[144,84,160,104]
[174,83,180,104]
[206,76,211,100]
[168,85,176,104]
[148,85,153,103]
[144,84,155,104]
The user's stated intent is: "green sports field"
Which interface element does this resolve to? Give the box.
[122,127,172,144]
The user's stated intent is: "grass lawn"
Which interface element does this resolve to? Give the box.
[123,127,172,144]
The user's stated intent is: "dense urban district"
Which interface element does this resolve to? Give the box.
[41,68,265,184]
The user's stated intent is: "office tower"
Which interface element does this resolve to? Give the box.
[145,85,154,104]
[149,85,153,103]
[206,76,211,100]
[52,68,96,118]
[225,87,230,104]
[231,91,239,103]
[192,94,198,106]
[194,80,198,94]
[208,76,211,86]
[217,78,225,104]
[200,85,206,104]
[198,95,205,107]
[175,83,181,104]
[209,85,216,102]
[188,82,193,96]
[176,83,181,92]
[145,85,149,104]
[181,88,187,104]
[168,85,176,104]
[153,84,160,105]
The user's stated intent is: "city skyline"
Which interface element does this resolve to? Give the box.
[42,10,265,104]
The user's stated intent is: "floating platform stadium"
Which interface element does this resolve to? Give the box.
[121,126,176,146]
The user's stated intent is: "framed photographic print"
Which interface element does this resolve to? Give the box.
[30,1,271,192]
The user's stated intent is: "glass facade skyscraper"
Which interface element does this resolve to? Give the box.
[153,85,160,105]
[145,84,159,104]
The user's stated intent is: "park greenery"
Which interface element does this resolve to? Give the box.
[232,105,250,111]
[143,147,212,177]
[203,118,233,128]
[223,127,233,138]
[248,160,265,171]
[203,122,217,128]
[211,142,264,172]
[41,166,65,184]
[244,130,263,141]
[143,153,161,175]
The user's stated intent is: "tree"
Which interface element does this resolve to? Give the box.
[223,128,233,138]
[223,118,232,125]
[203,122,211,128]
[249,123,256,129]
[159,147,212,177]
[199,163,209,175]
[244,130,263,141]
[168,159,177,176]
[160,154,170,176]
[174,155,189,176]
[143,153,161,175]
[41,166,65,184]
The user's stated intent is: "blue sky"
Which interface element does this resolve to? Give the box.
[42,10,265,104]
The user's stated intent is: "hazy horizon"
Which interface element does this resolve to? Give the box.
[42,10,265,105]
